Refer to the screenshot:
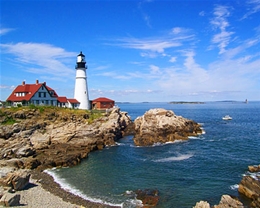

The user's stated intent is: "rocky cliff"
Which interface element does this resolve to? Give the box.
[0,106,132,171]
[133,108,202,146]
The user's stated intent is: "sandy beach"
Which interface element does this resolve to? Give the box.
[5,170,117,208]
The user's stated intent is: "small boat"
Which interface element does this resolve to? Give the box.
[222,115,232,120]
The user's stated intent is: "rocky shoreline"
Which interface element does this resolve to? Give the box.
[0,106,131,207]
[0,106,259,207]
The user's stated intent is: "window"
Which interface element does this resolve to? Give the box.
[43,92,46,97]
[38,92,41,97]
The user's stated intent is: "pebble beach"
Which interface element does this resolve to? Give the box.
[7,170,116,208]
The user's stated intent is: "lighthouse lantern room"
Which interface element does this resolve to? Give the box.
[74,51,90,110]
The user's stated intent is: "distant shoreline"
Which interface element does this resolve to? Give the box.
[169,101,205,104]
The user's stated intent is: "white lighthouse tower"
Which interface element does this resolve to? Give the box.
[74,51,90,110]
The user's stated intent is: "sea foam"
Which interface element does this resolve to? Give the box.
[44,169,123,207]
[153,153,193,162]
[230,184,239,190]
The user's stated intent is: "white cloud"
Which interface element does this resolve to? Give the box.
[210,5,234,54]
[149,65,160,74]
[0,85,14,90]
[171,27,182,34]
[111,28,195,58]
[92,65,111,71]
[241,0,260,19]
[199,11,205,16]
[0,42,77,78]
[138,0,153,28]
[97,71,131,80]
[120,38,182,53]
[0,27,15,36]
[169,56,177,63]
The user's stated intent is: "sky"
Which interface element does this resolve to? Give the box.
[1,0,260,102]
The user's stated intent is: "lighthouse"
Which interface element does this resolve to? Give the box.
[74,51,90,110]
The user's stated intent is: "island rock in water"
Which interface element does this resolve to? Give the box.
[133,108,202,146]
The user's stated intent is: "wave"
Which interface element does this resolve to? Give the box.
[243,171,260,181]
[44,169,123,207]
[153,153,194,162]
[229,184,239,190]
[188,136,205,140]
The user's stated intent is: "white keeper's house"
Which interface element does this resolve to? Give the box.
[6,80,80,109]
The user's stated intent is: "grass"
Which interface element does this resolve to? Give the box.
[2,116,17,125]
[0,105,105,125]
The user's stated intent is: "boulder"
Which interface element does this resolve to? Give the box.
[15,145,35,157]
[213,195,244,208]
[133,108,202,146]
[193,201,210,208]
[134,189,159,208]
[0,192,20,207]
[30,132,51,149]
[0,170,30,191]
[248,165,260,173]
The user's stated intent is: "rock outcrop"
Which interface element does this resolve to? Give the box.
[238,164,260,208]
[213,195,244,208]
[193,201,210,208]
[134,189,159,208]
[133,108,202,146]
[0,107,132,171]
[194,195,244,208]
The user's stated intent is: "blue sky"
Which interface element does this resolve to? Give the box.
[1,0,260,102]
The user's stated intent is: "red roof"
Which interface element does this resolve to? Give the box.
[57,96,67,103]
[7,83,43,101]
[6,81,59,102]
[46,86,58,97]
[67,99,80,104]
[92,97,114,102]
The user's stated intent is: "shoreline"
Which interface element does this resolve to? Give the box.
[28,170,119,208]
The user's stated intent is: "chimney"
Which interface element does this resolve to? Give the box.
[22,81,25,85]
[44,82,46,85]
[36,80,39,85]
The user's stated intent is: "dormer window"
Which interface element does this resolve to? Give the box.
[15,92,26,97]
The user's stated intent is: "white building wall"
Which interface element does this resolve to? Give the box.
[74,67,90,110]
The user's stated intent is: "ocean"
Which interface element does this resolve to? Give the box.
[46,101,260,207]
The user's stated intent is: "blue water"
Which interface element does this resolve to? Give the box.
[48,102,260,207]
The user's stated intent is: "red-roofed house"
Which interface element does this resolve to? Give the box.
[92,97,115,110]
[6,80,80,109]
[67,99,80,109]
[57,96,68,107]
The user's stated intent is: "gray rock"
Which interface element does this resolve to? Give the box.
[0,170,30,191]
[0,192,20,207]
[16,145,35,157]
